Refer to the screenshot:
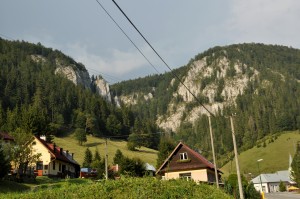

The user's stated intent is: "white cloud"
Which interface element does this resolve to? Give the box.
[227,0,300,46]
[65,42,153,78]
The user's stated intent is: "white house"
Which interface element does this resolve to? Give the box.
[32,136,80,178]
[251,170,296,193]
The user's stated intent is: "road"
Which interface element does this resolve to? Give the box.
[265,192,300,199]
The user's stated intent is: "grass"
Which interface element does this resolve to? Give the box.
[221,130,300,177]
[53,134,158,166]
[0,177,233,199]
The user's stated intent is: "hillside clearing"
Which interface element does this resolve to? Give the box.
[53,134,158,166]
[221,131,300,177]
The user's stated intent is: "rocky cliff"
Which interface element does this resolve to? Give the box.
[93,76,112,102]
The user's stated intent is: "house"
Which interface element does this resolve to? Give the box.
[145,163,156,176]
[251,155,297,193]
[32,136,80,178]
[156,142,222,183]
[251,170,296,193]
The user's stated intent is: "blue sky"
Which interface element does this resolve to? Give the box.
[1,0,300,83]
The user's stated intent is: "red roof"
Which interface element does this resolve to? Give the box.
[35,136,79,165]
[156,142,222,175]
[0,132,14,141]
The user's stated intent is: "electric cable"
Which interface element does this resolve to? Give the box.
[111,0,215,117]
[95,0,160,74]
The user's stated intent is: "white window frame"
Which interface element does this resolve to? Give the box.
[179,152,188,160]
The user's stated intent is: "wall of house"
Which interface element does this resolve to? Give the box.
[164,169,208,182]
[254,182,269,193]
[268,182,280,193]
[48,160,76,176]
[32,137,51,175]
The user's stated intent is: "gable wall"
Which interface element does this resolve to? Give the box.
[32,137,51,165]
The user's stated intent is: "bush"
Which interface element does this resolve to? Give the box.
[279,181,286,192]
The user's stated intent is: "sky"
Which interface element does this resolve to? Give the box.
[1,0,300,84]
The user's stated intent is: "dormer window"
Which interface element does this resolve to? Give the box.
[179,152,188,160]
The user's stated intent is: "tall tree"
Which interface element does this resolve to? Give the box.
[9,128,41,180]
[156,136,176,169]
[291,142,300,186]
[0,144,10,179]
[82,148,93,168]
[74,128,87,146]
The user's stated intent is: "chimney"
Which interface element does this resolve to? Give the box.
[71,153,74,159]
[40,135,46,141]
[60,148,63,155]
[66,150,69,156]
[53,143,56,153]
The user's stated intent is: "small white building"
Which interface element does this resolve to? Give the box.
[251,170,296,193]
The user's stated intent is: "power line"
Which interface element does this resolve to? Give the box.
[86,67,124,83]
[111,0,214,117]
[95,0,160,74]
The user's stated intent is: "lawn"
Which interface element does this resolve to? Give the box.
[53,134,158,166]
[221,131,300,177]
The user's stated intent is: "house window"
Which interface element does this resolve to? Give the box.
[44,165,48,170]
[53,162,56,170]
[59,163,62,172]
[36,161,43,170]
[179,152,188,160]
[179,173,192,181]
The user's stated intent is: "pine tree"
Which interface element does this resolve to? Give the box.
[0,144,10,179]
[82,148,93,168]
[291,143,300,186]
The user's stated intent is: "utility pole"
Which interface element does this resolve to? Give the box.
[208,115,219,188]
[230,116,244,199]
[105,138,108,180]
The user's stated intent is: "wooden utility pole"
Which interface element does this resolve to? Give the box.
[105,138,108,180]
[208,115,219,188]
[230,116,244,199]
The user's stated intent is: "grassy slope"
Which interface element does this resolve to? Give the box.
[221,131,300,177]
[53,134,158,166]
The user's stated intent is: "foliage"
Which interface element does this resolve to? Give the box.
[112,149,145,177]
[156,136,176,169]
[74,128,87,146]
[279,181,286,192]
[82,148,93,168]
[0,177,233,199]
[0,144,10,179]
[224,174,260,199]
[9,129,41,181]
[291,142,300,186]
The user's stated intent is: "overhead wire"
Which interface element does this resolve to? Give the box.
[111,0,215,117]
[95,0,160,74]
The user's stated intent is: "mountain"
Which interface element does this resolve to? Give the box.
[111,43,300,164]
[0,38,141,143]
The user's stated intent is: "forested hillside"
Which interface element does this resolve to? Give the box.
[111,43,300,166]
[0,38,159,149]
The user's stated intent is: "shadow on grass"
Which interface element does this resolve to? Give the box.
[85,142,104,147]
[0,180,31,193]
